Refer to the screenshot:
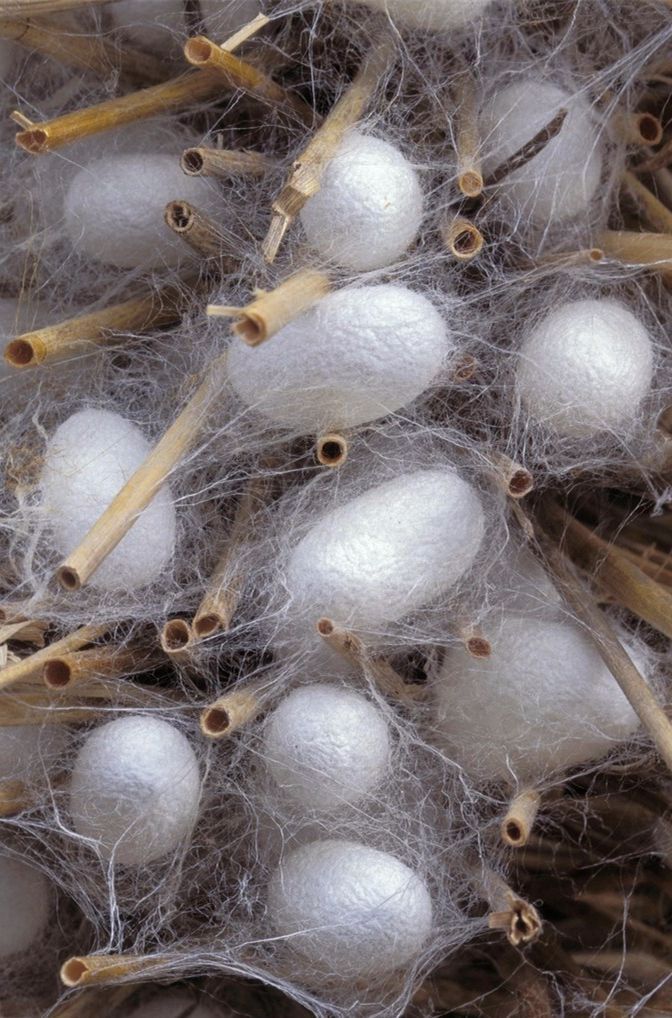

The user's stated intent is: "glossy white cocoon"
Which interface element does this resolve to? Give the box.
[0,857,50,958]
[68,716,200,866]
[300,132,424,271]
[480,79,602,224]
[436,615,640,783]
[126,989,223,1018]
[516,298,654,438]
[40,408,176,591]
[354,0,493,29]
[263,684,391,808]
[268,839,433,977]
[0,725,67,784]
[110,0,260,52]
[495,545,562,617]
[63,153,214,269]
[227,284,450,431]
[284,469,485,634]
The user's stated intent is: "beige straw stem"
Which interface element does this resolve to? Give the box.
[183,36,314,125]
[598,230,672,280]
[501,787,541,847]
[207,268,331,346]
[457,621,491,659]
[55,353,229,592]
[623,171,672,234]
[0,17,165,85]
[164,200,226,259]
[453,73,483,198]
[181,146,276,179]
[0,779,28,815]
[441,215,484,261]
[0,695,103,726]
[60,953,175,989]
[610,110,663,147]
[262,30,395,261]
[484,451,534,499]
[42,645,157,690]
[0,623,108,692]
[160,618,194,656]
[316,617,424,702]
[200,681,265,738]
[315,433,348,468]
[5,282,192,369]
[481,868,542,946]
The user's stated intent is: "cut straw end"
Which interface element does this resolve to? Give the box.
[183,35,214,66]
[316,433,348,468]
[160,618,193,654]
[60,958,90,987]
[56,565,82,591]
[42,658,72,689]
[5,337,39,367]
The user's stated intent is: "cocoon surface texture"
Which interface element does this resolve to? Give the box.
[0,725,66,784]
[0,857,49,958]
[68,716,200,865]
[40,408,176,591]
[436,615,641,783]
[227,284,451,431]
[353,0,495,29]
[267,839,433,978]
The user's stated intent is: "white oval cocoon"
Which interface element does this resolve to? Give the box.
[227,284,450,431]
[0,856,50,958]
[126,989,223,1018]
[69,716,200,866]
[436,615,640,783]
[267,839,433,977]
[284,469,485,634]
[263,684,391,809]
[516,298,654,438]
[0,725,67,785]
[64,153,214,269]
[300,132,423,271]
[479,79,602,224]
[110,0,260,52]
[40,408,176,591]
[353,0,493,29]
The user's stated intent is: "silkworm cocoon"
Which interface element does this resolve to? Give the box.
[227,284,450,431]
[267,839,433,978]
[353,0,494,29]
[516,298,654,438]
[479,79,603,224]
[0,725,67,785]
[263,684,391,808]
[39,408,176,591]
[284,469,485,637]
[299,132,424,271]
[68,715,201,866]
[63,153,215,269]
[110,0,260,53]
[0,857,50,958]
[126,989,223,1018]
[436,615,640,783]
[495,545,562,617]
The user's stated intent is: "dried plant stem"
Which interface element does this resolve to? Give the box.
[0,695,102,726]
[262,31,395,261]
[181,146,276,178]
[315,433,348,468]
[0,778,28,815]
[55,353,229,592]
[453,73,483,197]
[441,215,484,261]
[534,500,672,774]
[532,247,604,270]
[598,230,672,280]
[160,618,194,655]
[484,451,534,499]
[610,110,663,147]
[485,109,567,188]
[200,681,265,738]
[481,868,542,946]
[0,624,108,691]
[42,645,156,690]
[501,788,541,848]
[457,621,491,659]
[164,201,226,259]
[316,617,424,702]
[5,283,192,369]
[60,954,176,989]
[183,36,314,125]
[207,268,331,346]
[623,171,672,233]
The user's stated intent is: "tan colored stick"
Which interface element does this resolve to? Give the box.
[485,451,534,499]
[441,216,484,261]
[316,617,424,702]
[457,621,491,659]
[207,268,331,346]
[181,145,276,178]
[315,433,348,468]
[623,171,672,234]
[55,353,229,591]
[0,779,28,815]
[481,868,542,946]
[262,31,395,261]
[4,283,192,369]
[183,36,314,125]
[532,247,604,270]
[535,500,672,774]
[0,624,108,691]
[611,110,663,147]
[60,953,174,989]
[164,200,225,259]
[0,17,165,85]
[598,230,672,280]
[42,645,157,690]
[200,682,264,738]
[501,788,541,848]
[160,618,194,655]
[453,73,483,198]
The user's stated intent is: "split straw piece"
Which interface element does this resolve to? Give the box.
[207,268,331,346]
[453,72,483,198]
[160,618,193,655]
[183,35,314,126]
[55,353,229,591]
[501,788,541,848]
[484,109,567,189]
[481,868,542,946]
[441,216,484,261]
[457,621,491,659]
[622,171,672,234]
[485,451,534,499]
[200,681,265,738]
[315,433,348,468]
[5,282,192,369]
[0,623,108,691]
[61,953,176,989]
[181,145,276,178]
[598,230,672,281]
[262,31,395,262]
[42,644,157,690]
[610,109,663,147]
[534,500,672,774]
[164,201,226,259]
[316,617,424,702]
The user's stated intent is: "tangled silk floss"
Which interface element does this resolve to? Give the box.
[2,1,672,1017]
